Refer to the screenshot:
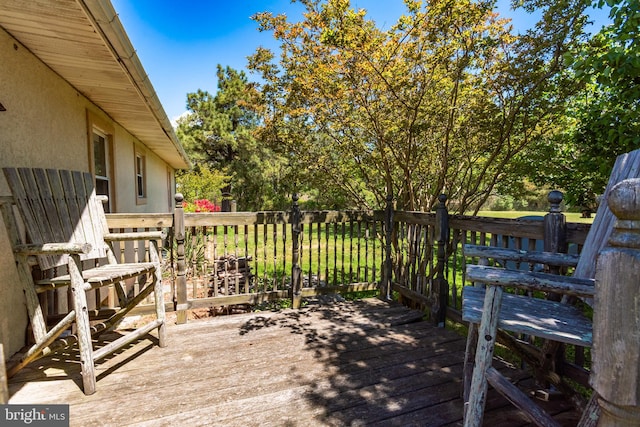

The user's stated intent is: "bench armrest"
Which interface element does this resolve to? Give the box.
[463,244,580,268]
[466,264,595,298]
[103,231,165,242]
[14,243,92,255]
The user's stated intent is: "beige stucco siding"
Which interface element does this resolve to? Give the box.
[0,27,177,358]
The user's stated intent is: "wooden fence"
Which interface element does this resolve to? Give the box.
[100,192,590,328]
[98,191,594,389]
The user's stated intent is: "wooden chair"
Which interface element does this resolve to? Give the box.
[461,148,640,427]
[1,168,167,395]
[0,343,8,404]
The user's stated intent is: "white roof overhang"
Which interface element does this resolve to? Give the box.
[0,0,191,169]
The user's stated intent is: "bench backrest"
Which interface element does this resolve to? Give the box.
[3,168,108,270]
[574,148,640,279]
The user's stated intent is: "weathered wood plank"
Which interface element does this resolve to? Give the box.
[464,244,580,267]
[0,343,8,404]
[465,285,503,427]
[486,366,561,427]
[3,167,167,395]
[462,286,593,347]
[575,149,640,280]
[7,299,581,426]
[466,265,595,298]
[105,213,173,228]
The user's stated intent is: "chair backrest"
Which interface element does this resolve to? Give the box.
[573,148,640,280]
[3,168,108,270]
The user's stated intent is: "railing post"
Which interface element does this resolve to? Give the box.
[592,178,640,426]
[382,193,394,300]
[544,190,567,274]
[433,194,449,327]
[290,193,302,309]
[174,193,188,324]
[541,190,568,384]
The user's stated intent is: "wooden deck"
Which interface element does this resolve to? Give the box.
[7,298,580,426]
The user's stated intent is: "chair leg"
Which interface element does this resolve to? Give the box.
[69,255,96,395]
[463,322,478,401]
[464,285,503,427]
[1,343,8,404]
[154,274,166,348]
[150,241,166,348]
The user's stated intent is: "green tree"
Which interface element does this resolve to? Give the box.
[175,164,227,205]
[249,0,589,213]
[176,65,292,210]
[531,0,639,210]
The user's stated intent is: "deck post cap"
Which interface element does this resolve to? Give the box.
[608,178,640,221]
[547,190,563,213]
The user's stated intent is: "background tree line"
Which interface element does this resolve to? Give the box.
[176,0,638,214]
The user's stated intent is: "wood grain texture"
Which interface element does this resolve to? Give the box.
[2,168,167,395]
[7,299,580,426]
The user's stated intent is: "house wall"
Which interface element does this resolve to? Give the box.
[0,27,177,358]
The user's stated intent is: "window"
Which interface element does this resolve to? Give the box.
[167,168,173,212]
[88,111,115,212]
[93,130,112,212]
[135,151,147,204]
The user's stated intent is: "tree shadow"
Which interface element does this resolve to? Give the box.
[237,298,468,425]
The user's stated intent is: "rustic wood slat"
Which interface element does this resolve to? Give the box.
[46,169,77,243]
[2,167,166,395]
[33,168,67,244]
[59,169,85,250]
[464,284,503,427]
[462,286,593,347]
[574,150,640,280]
[7,299,582,426]
[39,262,156,288]
[0,343,8,404]
[466,265,595,298]
[14,242,92,255]
[461,149,640,425]
[486,367,561,427]
[464,244,580,267]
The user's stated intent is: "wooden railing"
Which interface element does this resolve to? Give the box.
[170,194,386,322]
[99,190,597,398]
[382,193,590,325]
[98,192,591,328]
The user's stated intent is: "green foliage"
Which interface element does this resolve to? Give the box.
[249,0,590,214]
[176,164,227,204]
[524,0,640,208]
[176,65,293,211]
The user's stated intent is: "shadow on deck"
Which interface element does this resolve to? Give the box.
[8,298,580,426]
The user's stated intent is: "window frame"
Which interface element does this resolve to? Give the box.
[135,149,147,205]
[87,111,115,212]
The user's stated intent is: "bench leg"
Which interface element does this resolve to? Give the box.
[150,241,166,348]
[69,255,96,395]
[463,322,478,401]
[1,343,8,404]
[153,274,166,348]
[464,285,503,427]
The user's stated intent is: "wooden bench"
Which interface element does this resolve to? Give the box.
[1,168,167,395]
[461,148,640,427]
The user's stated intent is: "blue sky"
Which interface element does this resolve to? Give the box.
[112,0,611,123]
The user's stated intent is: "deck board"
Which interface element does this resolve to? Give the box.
[8,298,580,426]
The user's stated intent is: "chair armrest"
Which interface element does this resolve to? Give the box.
[14,243,92,255]
[103,231,165,242]
[466,264,595,298]
[463,244,580,268]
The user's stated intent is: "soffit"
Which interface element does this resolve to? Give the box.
[0,0,190,169]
